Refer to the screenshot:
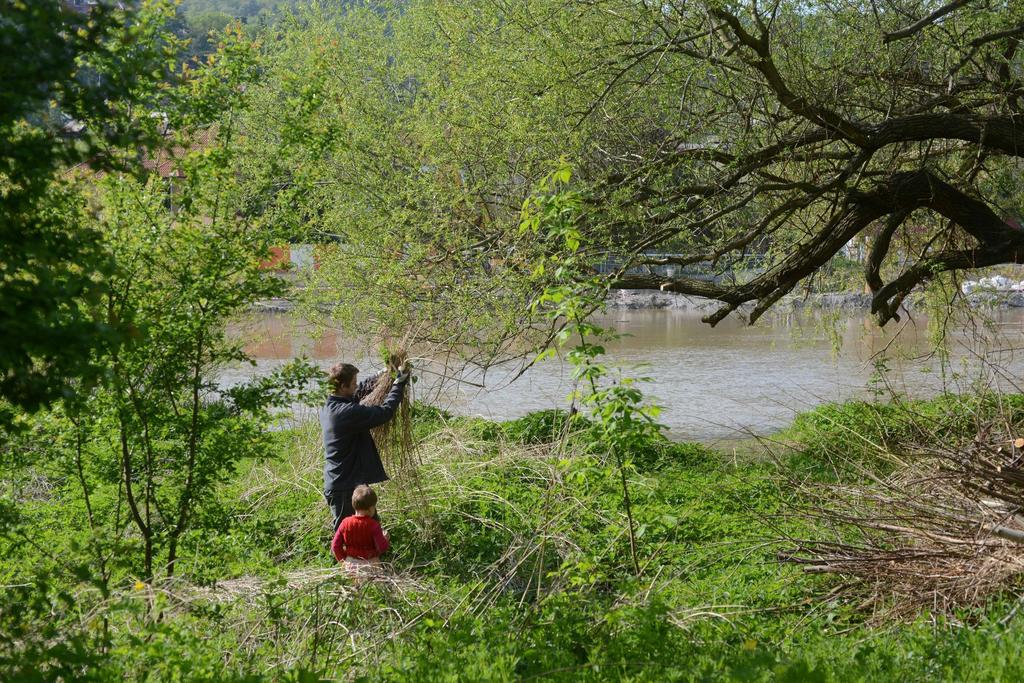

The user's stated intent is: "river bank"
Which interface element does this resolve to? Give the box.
[255,288,1024,314]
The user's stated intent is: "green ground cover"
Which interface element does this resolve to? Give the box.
[3,399,1024,681]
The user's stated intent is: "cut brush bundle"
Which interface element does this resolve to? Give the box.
[361,347,418,476]
[360,345,434,536]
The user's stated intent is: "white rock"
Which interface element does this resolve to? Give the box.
[993,275,1013,289]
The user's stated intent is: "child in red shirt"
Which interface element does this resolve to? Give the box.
[331,485,390,569]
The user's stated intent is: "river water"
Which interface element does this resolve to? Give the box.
[226,308,1024,443]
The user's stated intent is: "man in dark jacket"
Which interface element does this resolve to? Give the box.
[321,361,410,529]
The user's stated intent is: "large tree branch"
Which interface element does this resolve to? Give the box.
[709,6,868,145]
[883,0,975,44]
[865,210,909,295]
[872,244,1024,323]
[867,113,1024,157]
[888,170,1020,246]
[868,171,1024,322]
[613,191,888,325]
[611,170,1024,325]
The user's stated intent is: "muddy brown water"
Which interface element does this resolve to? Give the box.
[223,308,1024,443]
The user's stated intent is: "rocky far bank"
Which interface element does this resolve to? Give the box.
[606,286,1024,312]
[606,289,878,313]
[255,281,1024,315]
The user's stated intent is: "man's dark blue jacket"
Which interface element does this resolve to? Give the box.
[321,373,407,495]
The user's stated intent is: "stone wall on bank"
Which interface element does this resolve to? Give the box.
[605,289,1024,312]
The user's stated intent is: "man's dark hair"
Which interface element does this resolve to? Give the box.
[351,485,378,511]
[328,363,359,393]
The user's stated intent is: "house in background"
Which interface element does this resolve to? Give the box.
[63,0,98,14]
[66,108,321,276]
[62,0,129,14]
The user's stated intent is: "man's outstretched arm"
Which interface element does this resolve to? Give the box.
[352,377,408,429]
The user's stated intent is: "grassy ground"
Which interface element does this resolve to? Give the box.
[3,400,1024,681]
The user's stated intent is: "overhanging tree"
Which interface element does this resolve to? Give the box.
[245,0,1024,349]
[590,0,1024,326]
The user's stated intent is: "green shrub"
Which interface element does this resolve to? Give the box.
[500,409,586,444]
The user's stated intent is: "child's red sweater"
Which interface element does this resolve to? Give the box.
[331,515,390,562]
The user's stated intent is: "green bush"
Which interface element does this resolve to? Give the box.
[499,409,585,444]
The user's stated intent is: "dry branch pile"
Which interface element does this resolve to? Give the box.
[782,426,1024,619]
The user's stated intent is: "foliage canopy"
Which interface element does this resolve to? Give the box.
[243,0,1024,351]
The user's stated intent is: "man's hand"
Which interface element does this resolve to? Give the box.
[395,360,413,384]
